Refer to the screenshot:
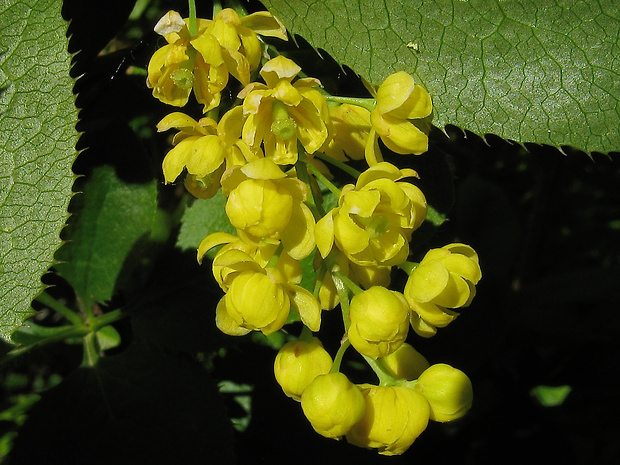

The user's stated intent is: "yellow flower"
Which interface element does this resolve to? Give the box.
[216,266,322,335]
[274,338,333,401]
[346,385,430,456]
[198,232,275,290]
[208,8,287,86]
[158,108,258,198]
[347,286,410,359]
[301,373,366,439]
[201,232,322,334]
[413,364,473,422]
[321,104,371,162]
[222,158,316,260]
[147,9,287,111]
[379,343,430,381]
[315,162,427,267]
[147,11,228,110]
[404,243,481,337]
[238,56,329,165]
[218,270,290,335]
[366,71,432,164]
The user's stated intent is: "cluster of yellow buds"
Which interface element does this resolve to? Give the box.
[148,3,481,456]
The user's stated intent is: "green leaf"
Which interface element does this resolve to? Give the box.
[0,0,78,342]
[55,165,157,307]
[263,0,620,154]
[176,191,235,255]
[531,385,572,407]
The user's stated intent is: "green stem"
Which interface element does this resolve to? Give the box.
[363,355,397,386]
[188,0,197,36]
[299,325,314,343]
[325,95,376,112]
[314,152,362,179]
[305,162,341,198]
[212,0,223,18]
[397,260,419,275]
[82,332,100,367]
[332,270,364,296]
[330,339,351,373]
[295,158,324,220]
[330,266,351,331]
[35,292,83,326]
[91,309,125,331]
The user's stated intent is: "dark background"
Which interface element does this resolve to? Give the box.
[1,1,619,463]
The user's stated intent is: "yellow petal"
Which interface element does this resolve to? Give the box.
[375,71,415,115]
[241,11,288,40]
[281,203,316,260]
[442,254,482,284]
[364,129,384,166]
[288,285,322,331]
[260,56,301,87]
[157,112,198,133]
[215,298,251,336]
[315,211,335,258]
[410,300,458,327]
[197,232,237,263]
[184,135,226,177]
[388,84,433,120]
[371,112,429,155]
[154,10,186,36]
[405,260,450,303]
[162,137,196,183]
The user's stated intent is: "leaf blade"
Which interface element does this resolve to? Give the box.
[0,0,78,342]
[263,0,620,154]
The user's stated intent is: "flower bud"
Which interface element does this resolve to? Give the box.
[274,338,333,401]
[301,373,365,439]
[224,270,290,335]
[380,343,430,381]
[370,71,432,156]
[404,243,481,335]
[413,363,473,422]
[346,385,430,455]
[348,286,410,359]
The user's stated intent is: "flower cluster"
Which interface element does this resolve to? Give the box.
[148,3,480,457]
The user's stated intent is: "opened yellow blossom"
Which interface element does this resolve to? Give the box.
[208,8,288,86]
[404,243,481,337]
[157,108,258,198]
[238,56,329,165]
[301,373,366,439]
[315,162,427,267]
[348,286,410,359]
[321,103,371,162]
[274,338,333,401]
[222,158,316,259]
[366,71,432,164]
[147,9,287,111]
[346,385,430,456]
[147,11,228,110]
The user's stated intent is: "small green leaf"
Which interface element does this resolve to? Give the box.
[0,0,78,342]
[55,165,157,306]
[95,325,121,351]
[531,384,572,407]
[176,191,235,254]
[263,0,620,154]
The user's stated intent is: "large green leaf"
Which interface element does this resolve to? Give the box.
[55,165,158,308]
[0,0,77,342]
[262,0,620,154]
